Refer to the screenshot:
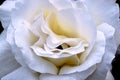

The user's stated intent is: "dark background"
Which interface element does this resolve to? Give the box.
[0,0,120,80]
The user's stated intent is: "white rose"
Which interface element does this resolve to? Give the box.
[0,0,119,80]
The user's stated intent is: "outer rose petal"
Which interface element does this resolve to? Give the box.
[105,70,114,80]
[84,0,119,27]
[114,22,120,46]
[6,23,27,66]
[0,0,16,29]
[1,67,39,80]
[87,23,116,80]
[39,74,76,80]
[39,66,96,80]
[49,0,72,10]
[0,31,20,78]
[11,0,55,24]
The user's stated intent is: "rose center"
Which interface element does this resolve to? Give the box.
[56,43,70,50]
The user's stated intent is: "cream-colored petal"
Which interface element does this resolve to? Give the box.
[59,31,106,74]
[31,46,67,59]
[0,31,20,78]
[44,41,88,55]
[56,8,96,43]
[46,34,80,49]
[54,8,96,60]
[32,21,89,58]
[49,0,72,10]
[1,67,39,80]
[45,35,88,54]
[29,13,46,37]
[31,37,88,59]
[20,47,58,74]
[44,55,80,67]
[87,23,116,80]
[0,0,16,29]
[43,7,96,43]
[29,14,47,47]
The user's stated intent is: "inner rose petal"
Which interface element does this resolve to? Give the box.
[30,8,90,59]
[31,35,88,58]
[43,55,80,67]
[48,12,78,38]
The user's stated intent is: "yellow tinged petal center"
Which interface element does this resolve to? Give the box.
[48,13,78,38]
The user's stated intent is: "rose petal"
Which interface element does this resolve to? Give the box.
[59,31,106,74]
[0,0,16,29]
[105,70,114,80]
[114,22,120,46]
[14,20,39,47]
[6,23,28,66]
[29,13,46,37]
[0,31,20,78]
[84,0,119,27]
[87,23,116,80]
[20,47,58,74]
[1,67,39,80]
[29,15,48,47]
[45,34,88,54]
[49,0,72,10]
[11,0,55,24]
[32,35,88,58]
[70,0,87,9]
[47,8,96,43]
[39,73,76,80]
[44,55,80,67]
[0,30,6,41]
[39,66,96,80]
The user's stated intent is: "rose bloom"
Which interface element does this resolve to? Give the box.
[0,0,120,80]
